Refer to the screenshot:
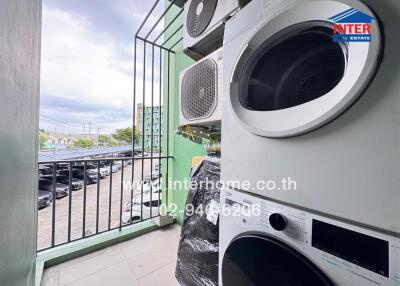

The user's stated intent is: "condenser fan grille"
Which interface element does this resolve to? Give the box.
[186,0,218,37]
[181,59,217,121]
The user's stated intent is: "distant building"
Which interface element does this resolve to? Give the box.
[136,103,163,151]
[46,132,75,148]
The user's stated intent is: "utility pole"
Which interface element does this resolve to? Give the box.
[88,122,91,135]
[83,123,86,135]
[53,127,56,156]
[96,127,101,146]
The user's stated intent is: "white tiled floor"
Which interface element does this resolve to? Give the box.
[41,224,181,286]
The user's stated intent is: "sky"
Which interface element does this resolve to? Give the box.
[40,0,165,135]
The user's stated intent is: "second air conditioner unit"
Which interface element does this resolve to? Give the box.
[179,47,223,126]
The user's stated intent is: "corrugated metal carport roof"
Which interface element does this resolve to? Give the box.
[38,145,142,162]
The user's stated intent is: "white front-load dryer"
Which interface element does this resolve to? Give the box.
[221,0,400,234]
[219,189,400,285]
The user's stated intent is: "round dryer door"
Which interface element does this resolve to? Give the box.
[222,235,333,286]
[229,0,381,137]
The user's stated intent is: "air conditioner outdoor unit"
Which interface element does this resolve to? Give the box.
[183,0,249,60]
[179,47,223,126]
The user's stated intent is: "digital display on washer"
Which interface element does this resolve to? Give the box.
[312,220,389,277]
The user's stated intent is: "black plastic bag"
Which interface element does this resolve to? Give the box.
[176,153,220,286]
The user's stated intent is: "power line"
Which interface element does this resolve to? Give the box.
[40,114,81,126]
[40,114,130,134]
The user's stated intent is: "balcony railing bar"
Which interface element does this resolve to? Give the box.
[131,35,137,230]
[158,48,162,216]
[140,37,146,224]
[135,0,160,38]
[150,44,155,219]
[82,162,87,238]
[68,162,73,242]
[51,162,56,247]
[168,36,183,50]
[165,52,170,211]
[96,163,101,234]
[136,37,175,53]
[143,0,178,40]
[153,8,183,43]
[160,25,183,47]
[119,163,124,231]
[108,161,113,230]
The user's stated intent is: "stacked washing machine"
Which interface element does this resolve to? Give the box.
[219,0,400,285]
[180,0,400,285]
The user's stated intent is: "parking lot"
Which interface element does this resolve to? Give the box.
[37,159,159,250]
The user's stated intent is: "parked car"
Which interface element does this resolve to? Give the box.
[57,169,98,184]
[38,190,53,210]
[38,179,69,199]
[38,164,53,175]
[101,162,119,173]
[72,164,106,179]
[122,193,161,224]
[40,175,83,191]
[57,175,84,190]
[124,183,161,211]
[85,163,112,176]
[88,168,107,178]
[152,171,161,179]
[114,160,129,167]
[144,171,161,182]
[133,151,148,159]
[83,164,110,177]
[100,166,111,176]
[111,160,123,170]
[137,179,160,194]
[56,163,70,170]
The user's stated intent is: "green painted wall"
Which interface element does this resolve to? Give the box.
[163,4,206,224]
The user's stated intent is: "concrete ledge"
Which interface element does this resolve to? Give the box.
[36,220,162,286]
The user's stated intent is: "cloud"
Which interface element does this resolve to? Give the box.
[40,94,133,134]
[40,2,165,134]
[42,0,165,44]
[41,5,133,106]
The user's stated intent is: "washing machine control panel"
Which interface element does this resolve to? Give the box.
[221,190,400,286]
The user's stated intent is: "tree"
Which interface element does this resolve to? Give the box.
[39,132,47,149]
[112,127,132,143]
[98,134,117,146]
[112,127,140,144]
[98,134,111,146]
[71,138,95,148]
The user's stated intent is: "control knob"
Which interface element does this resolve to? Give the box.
[269,213,287,231]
